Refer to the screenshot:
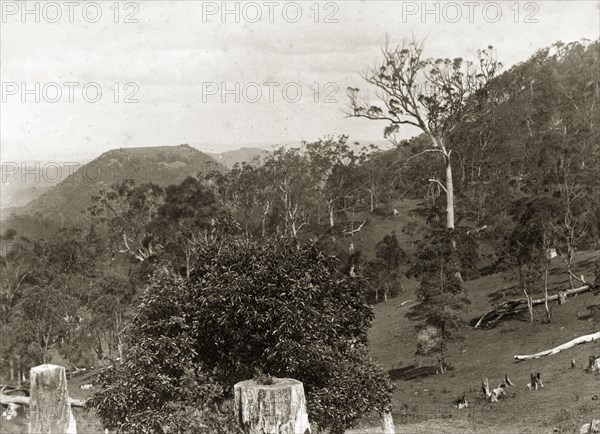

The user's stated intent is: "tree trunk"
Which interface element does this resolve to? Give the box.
[234,378,310,434]
[327,199,335,227]
[523,286,534,323]
[445,157,455,230]
[544,265,551,321]
[29,364,77,433]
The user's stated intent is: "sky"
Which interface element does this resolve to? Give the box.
[1,0,599,162]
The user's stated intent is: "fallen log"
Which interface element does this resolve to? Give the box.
[0,394,29,406]
[1,394,87,407]
[514,331,600,361]
[475,285,590,328]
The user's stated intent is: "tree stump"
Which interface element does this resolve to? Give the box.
[234,378,310,434]
[558,291,568,305]
[526,372,543,390]
[380,409,395,433]
[29,364,77,434]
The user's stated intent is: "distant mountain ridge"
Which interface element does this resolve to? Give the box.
[207,147,268,169]
[3,144,223,223]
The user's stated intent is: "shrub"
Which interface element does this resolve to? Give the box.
[90,238,392,433]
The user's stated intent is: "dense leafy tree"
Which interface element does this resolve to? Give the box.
[306,136,362,227]
[407,228,475,372]
[261,148,315,237]
[499,196,563,322]
[9,285,77,364]
[90,238,392,433]
[89,180,165,262]
[150,176,239,274]
[363,232,408,303]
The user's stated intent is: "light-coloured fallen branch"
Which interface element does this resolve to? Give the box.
[400,299,413,306]
[343,221,366,236]
[475,285,590,328]
[514,331,600,361]
[0,394,87,407]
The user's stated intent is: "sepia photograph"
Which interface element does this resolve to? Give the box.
[1,1,599,433]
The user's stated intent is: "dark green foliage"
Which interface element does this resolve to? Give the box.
[363,232,408,303]
[408,228,475,369]
[1,228,17,240]
[9,285,78,364]
[501,196,563,275]
[89,238,392,433]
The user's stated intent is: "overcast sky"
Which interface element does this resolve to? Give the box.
[1,0,599,162]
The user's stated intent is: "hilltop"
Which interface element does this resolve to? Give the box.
[1,145,223,236]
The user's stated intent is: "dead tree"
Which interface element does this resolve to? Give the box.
[475,285,591,328]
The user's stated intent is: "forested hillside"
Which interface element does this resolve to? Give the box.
[1,145,223,238]
[1,39,599,433]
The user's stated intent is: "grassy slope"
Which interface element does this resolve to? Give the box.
[318,198,600,432]
[367,249,600,433]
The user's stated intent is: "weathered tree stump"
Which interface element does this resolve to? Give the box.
[558,291,568,305]
[234,378,310,434]
[29,364,77,434]
[380,409,395,433]
[580,419,600,434]
[526,372,543,390]
[588,355,600,373]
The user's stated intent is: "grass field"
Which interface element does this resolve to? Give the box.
[367,249,600,433]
